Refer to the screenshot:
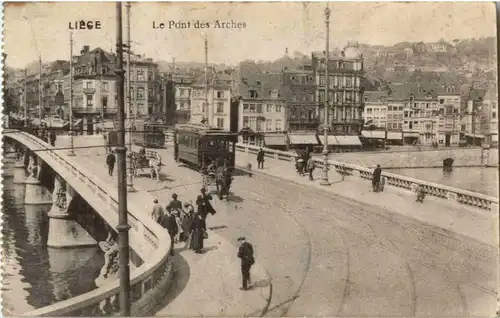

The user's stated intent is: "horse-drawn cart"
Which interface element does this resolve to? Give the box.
[128,150,163,180]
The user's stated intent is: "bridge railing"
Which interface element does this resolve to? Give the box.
[8,130,172,317]
[235,143,499,212]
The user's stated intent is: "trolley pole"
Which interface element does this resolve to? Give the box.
[38,56,43,122]
[24,69,28,127]
[115,3,131,315]
[125,1,136,192]
[320,6,331,186]
[204,35,209,125]
[68,31,76,156]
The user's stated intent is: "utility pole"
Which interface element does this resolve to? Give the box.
[24,69,28,127]
[38,56,43,122]
[320,6,331,186]
[67,32,75,156]
[115,3,131,316]
[204,35,209,125]
[125,1,136,192]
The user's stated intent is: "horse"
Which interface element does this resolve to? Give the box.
[215,167,232,200]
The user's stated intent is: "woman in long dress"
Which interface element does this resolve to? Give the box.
[190,212,206,253]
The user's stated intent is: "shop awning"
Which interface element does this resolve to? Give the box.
[264,135,286,146]
[465,133,485,139]
[288,134,319,145]
[387,132,403,140]
[403,132,419,138]
[319,135,362,146]
[361,130,386,139]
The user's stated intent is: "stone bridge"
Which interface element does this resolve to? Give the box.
[3,130,173,317]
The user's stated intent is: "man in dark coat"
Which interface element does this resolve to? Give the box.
[166,193,183,216]
[190,212,206,253]
[160,208,178,256]
[372,164,382,192]
[106,151,116,176]
[257,148,264,169]
[196,188,216,219]
[237,237,255,290]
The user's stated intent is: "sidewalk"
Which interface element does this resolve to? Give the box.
[236,153,498,247]
[66,150,271,317]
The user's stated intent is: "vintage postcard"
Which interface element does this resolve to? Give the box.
[1,2,499,317]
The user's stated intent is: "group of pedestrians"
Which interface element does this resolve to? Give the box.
[151,188,217,255]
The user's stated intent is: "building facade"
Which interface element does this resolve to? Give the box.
[190,74,232,130]
[311,45,365,136]
[129,56,160,118]
[173,74,193,124]
[363,91,389,129]
[237,73,287,147]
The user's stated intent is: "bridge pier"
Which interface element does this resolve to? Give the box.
[24,156,53,205]
[47,176,97,248]
[12,154,27,184]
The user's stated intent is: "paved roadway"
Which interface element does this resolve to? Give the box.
[78,145,497,317]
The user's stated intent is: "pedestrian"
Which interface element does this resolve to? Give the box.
[372,164,382,192]
[181,201,195,243]
[306,155,316,181]
[159,208,178,256]
[106,150,116,176]
[196,188,216,219]
[49,131,56,147]
[237,237,255,291]
[257,148,265,169]
[166,193,183,217]
[151,199,164,223]
[190,212,206,254]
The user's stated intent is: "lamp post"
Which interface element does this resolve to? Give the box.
[67,31,76,156]
[125,1,136,192]
[320,6,331,186]
[115,3,131,315]
[24,69,28,127]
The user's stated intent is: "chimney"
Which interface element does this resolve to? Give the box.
[81,45,90,55]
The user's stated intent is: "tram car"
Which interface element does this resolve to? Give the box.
[173,123,238,171]
[132,119,166,148]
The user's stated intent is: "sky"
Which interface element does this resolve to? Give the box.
[4,2,497,69]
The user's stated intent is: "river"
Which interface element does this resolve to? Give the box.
[387,166,498,197]
[1,161,104,316]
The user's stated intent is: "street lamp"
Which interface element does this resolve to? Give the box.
[125,1,136,193]
[67,31,76,156]
[320,6,331,186]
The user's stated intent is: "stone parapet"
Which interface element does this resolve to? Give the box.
[235,143,499,212]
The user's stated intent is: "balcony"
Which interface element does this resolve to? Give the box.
[72,107,101,114]
[83,87,95,94]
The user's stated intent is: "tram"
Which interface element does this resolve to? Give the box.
[173,123,238,171]
[132,119,166,148]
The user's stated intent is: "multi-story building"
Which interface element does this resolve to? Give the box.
[65,46,118,130]
[129,55,160,118]
[237,73,287,148]
[311,45,365,136]
[389,81,461,146]
[363,91,388,129]
[281,66,320,149]
[173,74,194,124]
[190,73,232,130]
[481,86,498,145]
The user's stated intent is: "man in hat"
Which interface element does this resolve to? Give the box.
[166,193,183,215]
[237,237,255,291]
[106,150,116,176]
[196,188,216,219]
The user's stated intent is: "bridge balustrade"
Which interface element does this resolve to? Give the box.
[235,143,499,211]
[5,130,172,317]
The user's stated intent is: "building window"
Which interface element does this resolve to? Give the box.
[243,103,249,112]
[217,91,225,98]
[249,104,256,113]
[249,90,258,98]
[275,105,282,112]
[102,82,108,92]
[345,77,352,87]
[256,119,263,131]
[102,96,108,109]
[301,76,307,84]
[86,81,93,89]
[148,72,153,81]
[249,117,256,130]
[217,117,224,128]
[275,119,282,131]
[137,88,145,100]
[266,104,273,112]
[137,70,145,81]
[256,104,263,113]
[439,99,444,104]
[86,95,93,107]
[493,112,497,119]
[266,119,272,131]
[243,116,249,128]
[216,102,224,113]
[319,75,326,86]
